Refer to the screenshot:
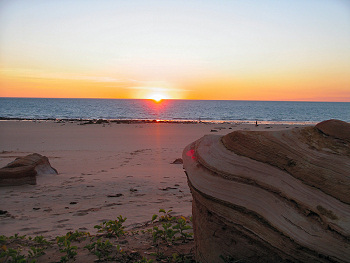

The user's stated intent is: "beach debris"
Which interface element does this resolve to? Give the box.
[80,119,110,125]
[96,119,109,124]
[107,193,123,198]
[129,188,138,192]
[210,129,218,132]
[171,158,183,164]
[80,120,94,125]
[0,153,58,186]
[70,202,78,205]
[159,187,178,191]
[183,119,350,263]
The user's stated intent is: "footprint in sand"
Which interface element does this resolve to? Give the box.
[73,212,88,216]
[57,219,70,223]
[20,227,38,231]
[33,230,49,235]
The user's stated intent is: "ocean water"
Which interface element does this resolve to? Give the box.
[0,98,349,123]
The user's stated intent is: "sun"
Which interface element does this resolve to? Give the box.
[148,93,167,102]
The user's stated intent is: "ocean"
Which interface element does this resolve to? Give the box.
[0,98,349,123]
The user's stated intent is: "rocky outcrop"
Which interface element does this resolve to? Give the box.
[183,120,350,262]
[0,153,58,186]
[315,119,350,142]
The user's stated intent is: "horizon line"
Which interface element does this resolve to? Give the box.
[0,96,349,103]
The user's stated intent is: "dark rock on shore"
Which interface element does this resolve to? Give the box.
[171,158,183,164]
[0,153,58,186]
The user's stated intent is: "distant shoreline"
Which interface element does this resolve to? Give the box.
[0,117,318,125]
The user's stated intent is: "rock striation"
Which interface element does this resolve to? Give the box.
[183,119,350,263]
[0,153,58,186]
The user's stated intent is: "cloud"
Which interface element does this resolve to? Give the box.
[0,68,130,83]
[126,86,191,92]
[0,68,192,92]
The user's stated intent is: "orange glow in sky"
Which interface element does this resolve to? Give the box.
[0,1,349,102]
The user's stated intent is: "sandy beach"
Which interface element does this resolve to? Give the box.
[0,120,304,240]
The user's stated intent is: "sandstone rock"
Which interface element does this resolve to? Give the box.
[183,120,350,262]
[315,119,350,142]
[0,153,58,186]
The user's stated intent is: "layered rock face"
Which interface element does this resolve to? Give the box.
[183,120,350,263]
[0,153,58,186]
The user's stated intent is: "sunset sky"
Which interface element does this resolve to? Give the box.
[0,0,349,101]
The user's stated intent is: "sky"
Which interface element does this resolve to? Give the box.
[0,0,349,101]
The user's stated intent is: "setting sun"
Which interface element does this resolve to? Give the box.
[148,93,167,102]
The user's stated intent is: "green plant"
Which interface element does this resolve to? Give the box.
[56,237,77,263]
[27,246,46,258]
[162,222,179,243]
[152,222,179,245]
[0,235,7,244]
[9,234,27,240]
[172,217,193,242]
[94,216,127,238]
[158,209,176,222]
[33,235,50,245]
[151,212,193,245]
[151,225,162,244]
[64,231,89,242]
[85,237,119,261]
[0,247,26,263]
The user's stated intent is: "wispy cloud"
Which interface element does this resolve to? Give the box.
[0,68,130,83]
[0,68,192,92]
[126,86,192,92]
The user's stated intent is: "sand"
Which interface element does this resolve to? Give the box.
[0,120,303,240]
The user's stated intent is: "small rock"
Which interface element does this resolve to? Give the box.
[210,129,218,132]
[171,158,183,164]
[107,194,123,198]
[159,187,178,191]
[70,202,78,205]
